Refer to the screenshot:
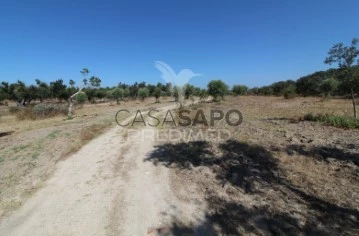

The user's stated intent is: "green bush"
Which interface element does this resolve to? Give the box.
[76,92,87,104]
[284,91,297,99]
[303,113,359,129]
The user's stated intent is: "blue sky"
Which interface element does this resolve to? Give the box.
[0,0,358,88]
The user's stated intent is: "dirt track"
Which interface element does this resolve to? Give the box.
[0,104,206,236]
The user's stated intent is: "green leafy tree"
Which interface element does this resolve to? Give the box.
[0,82,9,102]
[283,84,297,99]
[173,86,179,102]
[35,79,50,102]
[165,82,172,96]
[138,88,149,101]
[80,68,89,86]
[207,80,228,102]
[124,87,130,100]
[69,79,75,87]
[232,85,248,96]
[199,89,208,102]
[154,87,162,103]
[95,89,106,100]
[325,38,359,118]
[50,79,68,100]
[320,78,339,97]
[89,76,101,88]
[111,87,124,104]
[184,84,195,99]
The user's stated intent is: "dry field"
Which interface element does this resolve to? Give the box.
[146,96,359,235]
[0,96,358,235]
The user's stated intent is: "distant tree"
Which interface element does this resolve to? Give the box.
[138,88,149,101]
[247,87,259,95]
[95,89,106,100]
[165,82,172,96]
[283,84,297,99]
[207,80,228,102]
[111,87,124,104]
[35,79,50,102]
[173,86,179,102]
[199,89,208,102]
[320,78,339,97]
[154,87,162,103]
[232,85,248,96]
[296,72,326,96]
[147,84,156,96]
[0,82,9,102]
[89,76,101,88]
[124,87,130,100]
[50,79,68,100]
[129,82,139,99]
[184,84,195,99]
[85,88,96,103]
[80,68,89,86]
[325,38,359,118]
[69,79,75,87]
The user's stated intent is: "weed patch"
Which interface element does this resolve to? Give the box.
[303,113,359,129]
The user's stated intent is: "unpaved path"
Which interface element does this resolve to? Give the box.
[0,105,206,236]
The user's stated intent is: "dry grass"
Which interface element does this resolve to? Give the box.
[145,95,359,235]
[62,121,113,158]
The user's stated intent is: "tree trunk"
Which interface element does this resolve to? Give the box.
[351,88,357,119]
[68,88,83,117]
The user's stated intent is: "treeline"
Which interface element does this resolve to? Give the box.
[248,66,359,98]
[0,78,208,105]
[1,65,358,106]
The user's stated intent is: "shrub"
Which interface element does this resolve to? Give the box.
[32,103,68,118]
[283,84,297,99]
[9,106,21,114]
[16,103,68,120]
[232,85,248,96]
[284,91,296,99]
[76,92,87,104]
[303,113,359,129]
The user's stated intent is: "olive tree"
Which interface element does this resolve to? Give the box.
[207,80,228,102]
[325,38,359,118]
[138,88,149,101]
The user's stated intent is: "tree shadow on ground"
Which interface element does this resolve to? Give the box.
[148,141,215,168]
[145,140,359,235]
[287,144,359,167]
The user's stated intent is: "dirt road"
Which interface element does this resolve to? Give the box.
[0,105,206,236]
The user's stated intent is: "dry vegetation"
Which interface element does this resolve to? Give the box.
[145,96,359,235]
[1,96,358,234]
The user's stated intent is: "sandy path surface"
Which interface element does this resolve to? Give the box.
[0,105,206,236]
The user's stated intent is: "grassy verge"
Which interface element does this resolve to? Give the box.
[303,113,359,129]
[62,120,113,158]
